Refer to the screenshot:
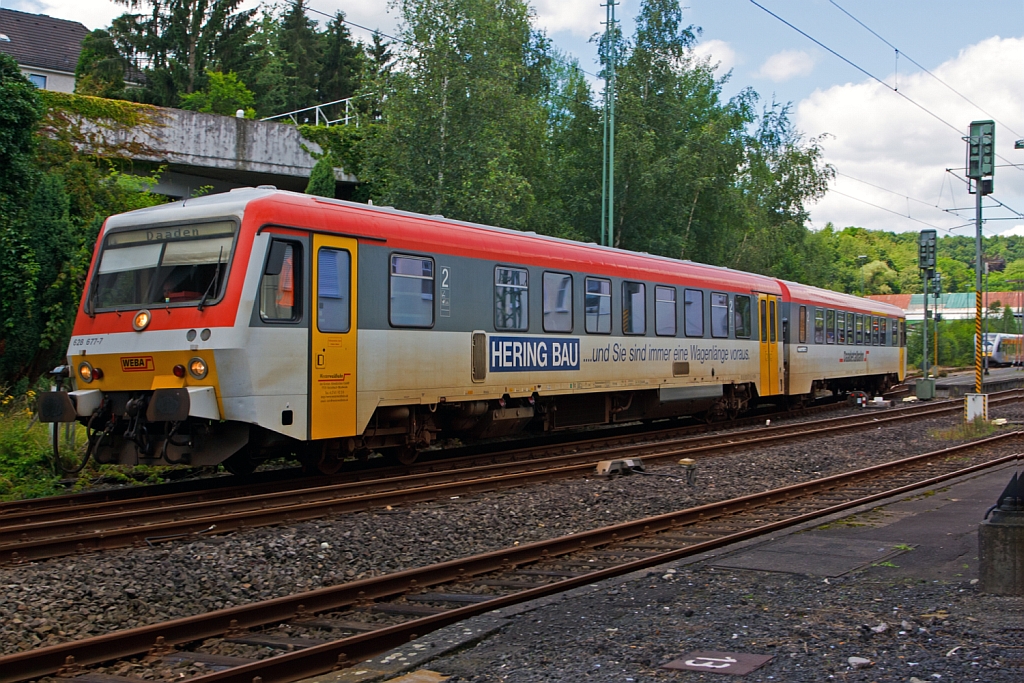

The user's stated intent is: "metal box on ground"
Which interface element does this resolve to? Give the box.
[915,378,936,400]
[965,393,988,421]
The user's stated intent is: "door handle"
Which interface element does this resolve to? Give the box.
[316,353,325,368]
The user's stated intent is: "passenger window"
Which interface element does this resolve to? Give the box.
[735,295,752,338]
[543,272,573,332]
[814,309,824,344]
[880,318,887,345]
[847,314,854,346]
[872,317,880,345]
[260,241,301,322]
[837,312,845,344]
[825,309,835,344]
[711,293,728,338]
[495,267,528,331]
[685,289,704,337]
[798,305,806,343]
[317,248,350,333]
[856,315,863,344]
[655,286,676,336]
[892,318,898,346]
[585,277,611,334]
[389,254,434,327]
[623,281,646,335]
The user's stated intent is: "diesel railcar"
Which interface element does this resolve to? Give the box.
[39,188,906,473]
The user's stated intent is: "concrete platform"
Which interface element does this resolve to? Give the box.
[309,462,1024,682]
[916,366,1024,397]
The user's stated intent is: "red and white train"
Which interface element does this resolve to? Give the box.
[40,188,906,473]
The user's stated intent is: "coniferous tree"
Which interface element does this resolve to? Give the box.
[279,0,320,114]
[318,12,363,104]
[305,156,337,197]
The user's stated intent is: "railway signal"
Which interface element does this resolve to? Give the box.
[918,230,937,392]
[967,121,995,401]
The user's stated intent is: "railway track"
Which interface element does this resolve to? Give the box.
[1,432,1019,683]
[0,389,1018,565]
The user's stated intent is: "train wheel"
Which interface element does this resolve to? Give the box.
[223,451,257,476]
[397,446,419,466]
[317,441,344,475]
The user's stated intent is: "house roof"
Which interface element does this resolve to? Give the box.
[0,8,89,75]
[868,291,1024,311]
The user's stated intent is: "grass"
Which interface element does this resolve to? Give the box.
[0,385,184,501]
[929,416,997,441]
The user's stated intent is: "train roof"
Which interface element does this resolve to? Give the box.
[101,187,899,316]
[779,279,904,317]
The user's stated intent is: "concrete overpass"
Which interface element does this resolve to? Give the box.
[107,107,357,199]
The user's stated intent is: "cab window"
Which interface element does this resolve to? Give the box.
[260,240,301,322]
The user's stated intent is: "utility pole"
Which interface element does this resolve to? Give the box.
[967,121,994,393]
[918,231,936,384]
[933,272,941,371]
[600,0,618,247]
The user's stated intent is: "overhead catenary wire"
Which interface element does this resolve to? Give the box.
[827,0,1023,140]
[748,0,1024,176]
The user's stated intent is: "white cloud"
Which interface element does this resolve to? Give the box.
[756,49,815,82]
[531,0,602,38]
[691,39,737,74]
[799,36,1024,234]
[1000,225,1024,237]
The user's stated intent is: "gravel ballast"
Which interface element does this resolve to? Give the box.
[0,402,1021,660]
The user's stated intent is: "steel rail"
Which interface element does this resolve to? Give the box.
[0,400,853,519]
[0,432,1018,683]
[1,392,1017,564]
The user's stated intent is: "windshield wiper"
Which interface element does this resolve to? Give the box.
[197,246,224,312]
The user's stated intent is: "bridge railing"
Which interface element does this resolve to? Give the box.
[262,96,364,127]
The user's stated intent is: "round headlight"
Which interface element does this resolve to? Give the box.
[78,361,94,383]
[188,357,208,379]
[133,309,151,331]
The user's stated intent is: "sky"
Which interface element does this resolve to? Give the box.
[5,0,1024,237]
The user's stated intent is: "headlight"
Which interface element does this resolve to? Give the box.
[78,361,94,383]
[188,357,208,379]
[133,309,151,331]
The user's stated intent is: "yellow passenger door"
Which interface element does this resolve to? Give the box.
[757,293,780,396]
[310,234,358,439]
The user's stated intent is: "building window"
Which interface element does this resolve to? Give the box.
[655,286,676,336]
[585,277,611,334]
[622,281,646,335]
[27,74,47,89]
[494,266,528,331]
[543,272,573,332]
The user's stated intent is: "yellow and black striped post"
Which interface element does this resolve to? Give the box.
[975,289,983,393]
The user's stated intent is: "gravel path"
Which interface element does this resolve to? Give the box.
[1,402,1020,657]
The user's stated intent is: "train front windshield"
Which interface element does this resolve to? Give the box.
[91,221,236,310]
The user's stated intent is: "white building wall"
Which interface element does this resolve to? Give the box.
[19,65,75,93]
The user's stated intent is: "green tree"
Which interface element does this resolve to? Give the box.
[75,29,131,99]
[364,0,551,230]
[179,70,255,116]
[318,12,363,104]
[110,0,256,105]
[305,155,337,197]
[279,0,320,113]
